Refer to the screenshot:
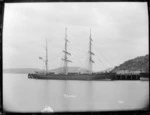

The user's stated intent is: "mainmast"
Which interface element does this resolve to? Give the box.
[89,28,94,74]
[62,28,72,75]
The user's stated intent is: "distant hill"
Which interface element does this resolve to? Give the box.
[3,68,42,74]
[49,67,89,74]
[3,67,90,74]
[112,54,149,73]
[100,67,114,73]
[4,54,149,74]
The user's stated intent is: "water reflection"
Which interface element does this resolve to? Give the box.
[86,81,94,111]
[3,74,149,112]
[61,80,70,111]
[60,80,95,112]
[43,80,49,106]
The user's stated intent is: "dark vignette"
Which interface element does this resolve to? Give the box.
[0,0,149,115]
[0,0,4,114]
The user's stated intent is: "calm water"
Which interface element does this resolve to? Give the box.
[3,74,149,112]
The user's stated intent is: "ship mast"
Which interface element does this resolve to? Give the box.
[39,39,48,74]
[45,39,48,74]
[89,28,94,74]
[62,28,72,75]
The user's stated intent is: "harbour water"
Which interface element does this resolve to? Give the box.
[3,73,149,112]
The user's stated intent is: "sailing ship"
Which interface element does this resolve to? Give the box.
[28,28,113,80]
[28,28,140,80]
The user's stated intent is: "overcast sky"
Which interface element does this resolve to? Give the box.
[3,2,148,72]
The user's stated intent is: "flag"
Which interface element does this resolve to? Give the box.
[39,57,42,59]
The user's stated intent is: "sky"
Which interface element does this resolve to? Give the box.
[3,2,148,72]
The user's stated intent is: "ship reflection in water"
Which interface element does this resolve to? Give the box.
[3,74,149,112]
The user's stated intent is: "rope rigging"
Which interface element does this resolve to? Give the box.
[93,45,116,68]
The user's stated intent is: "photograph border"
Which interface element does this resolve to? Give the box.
[0,0,149,114]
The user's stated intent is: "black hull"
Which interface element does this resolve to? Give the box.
[28,73,144,80]
[28,73,112,80]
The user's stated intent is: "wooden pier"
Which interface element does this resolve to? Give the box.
[111,74,140,80]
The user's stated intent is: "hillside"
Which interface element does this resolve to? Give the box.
[4,54,149,74]
[3,68,41,74]
[3,67,89,74]
[112,54,149,73]
[49,67,89,74]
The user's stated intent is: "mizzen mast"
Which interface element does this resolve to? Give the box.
[89,28,94,74]
[62,28,72,75]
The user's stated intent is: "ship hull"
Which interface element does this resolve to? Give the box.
[28,73,112,80]
[28,73,143,80]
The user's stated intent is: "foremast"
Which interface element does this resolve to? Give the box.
[39,39,48,75]
[89,28,94,74]
[45,39,48,74]
[62,28,72,75]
